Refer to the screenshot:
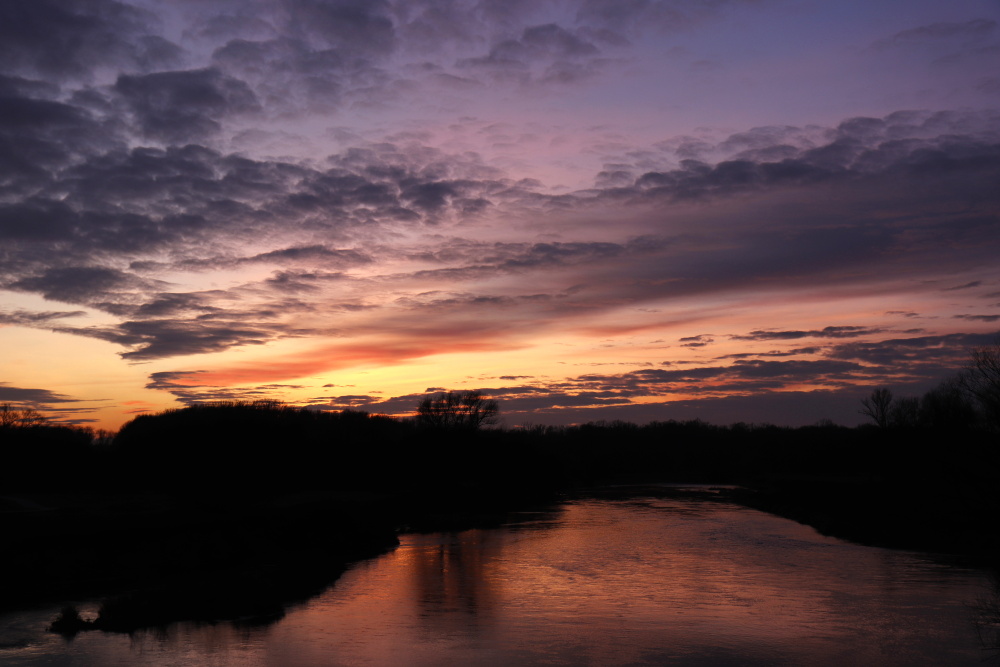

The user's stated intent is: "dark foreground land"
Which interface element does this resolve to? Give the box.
[2,403,999,634]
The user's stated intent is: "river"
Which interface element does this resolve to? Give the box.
[2,487,996,665]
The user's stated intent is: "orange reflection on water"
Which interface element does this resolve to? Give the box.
[272,498,988,666]
[82,495,989,667]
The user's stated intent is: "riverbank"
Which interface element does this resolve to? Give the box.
[11,492,994,667]
[4,404,998,633]
[5,473,999,636]
[727,477,1000,568]
[1,482,564,634]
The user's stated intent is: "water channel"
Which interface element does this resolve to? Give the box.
[2,488,996,665]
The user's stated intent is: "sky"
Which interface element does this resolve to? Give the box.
[1,0,999,430]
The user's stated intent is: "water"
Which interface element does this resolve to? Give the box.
[2,489,996,666]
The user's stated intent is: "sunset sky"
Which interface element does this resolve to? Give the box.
[2,0,999,429]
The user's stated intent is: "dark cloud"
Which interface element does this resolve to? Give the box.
[263,270,346,293]
[0,92,113,196]
[715,347,822,360]
[727,359,863,379]
[732,326,882,341]
[2,140,510,312]
[9,266,156,306]
[250,245,371,266]
[943,280,983,291]
[0,0,175,80]
[115,68,260,142]
[827,331,999,367]
[401,240,634,285]
[457,22,607,84]
[679,334,713,348]
[6,106,996,363]
[134,246,373,273]
[0,383,79,406]
[954,314,1000,323]
[131,293,220,319]
[211,37,354,111]
[0,200,81,244]
[148,371,367,407]
[0,74,59,98]
[0,309,86,325]
[574,0,756,33]
[284,0,396,55]
[625,110,1000,204]
[873,19,997,50]
[144,370,249,404]
[55,318,282,360]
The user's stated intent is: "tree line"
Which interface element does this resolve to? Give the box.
[3,361,1000,621]
[859,342,1000,431]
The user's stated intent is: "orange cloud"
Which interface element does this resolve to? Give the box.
[187,337,524,387]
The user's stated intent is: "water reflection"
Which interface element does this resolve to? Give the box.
[1,493,994,666]
[407,532,499,620]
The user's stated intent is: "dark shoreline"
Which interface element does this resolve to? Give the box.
[2,485,565,634]
[3,405,997,634]
[5,475,999,636]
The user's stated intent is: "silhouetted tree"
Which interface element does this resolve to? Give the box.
[919,378,978,430]
[961,342,1000,430]
[0,403,47,428]
[889,396,920,428]
[859,387,893,428]
[416,391,499,430]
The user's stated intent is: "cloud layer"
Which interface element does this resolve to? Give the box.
[2,0,999,427]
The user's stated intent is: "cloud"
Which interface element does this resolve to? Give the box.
[53,317,287,360]
[827,331,999,367]
[943,280,983,291]
[0,0,176,80]
[283,0,396,55]
[954,314,1000,323]
[679,334,714,348]
[299,356,877,426]
[139,322,1000,426]
[0,0,998,434]
[9,266,158,306]
[714,347,822,360]
[0,383,79,406]
[732,326,882,341]
[4,106,997,365]
[574,0,757,34]
[620,111,1000,204]
[0,308,86,325]
[457,22,609,85]
[873,19,997,50]
[115,68,260,142]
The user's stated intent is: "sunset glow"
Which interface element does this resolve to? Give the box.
[1,0,998,429]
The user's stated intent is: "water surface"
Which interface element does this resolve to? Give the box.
[2,490,994,665]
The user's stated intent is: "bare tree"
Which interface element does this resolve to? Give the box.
[958,340,1000,430]
[416,391,500,430]
[0,403,47,428]
[919,377,978,429]
[889,396,920,428]
[859,387,893,428]
[961,342,1000,430]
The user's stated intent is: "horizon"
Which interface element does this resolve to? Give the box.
[2,0,999,430]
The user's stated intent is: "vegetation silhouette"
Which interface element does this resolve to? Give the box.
[858,342,1000,432]
[963,342,1000,428]
[859,387,893,428]
[416,390,500,430]
[2,343,999,633]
